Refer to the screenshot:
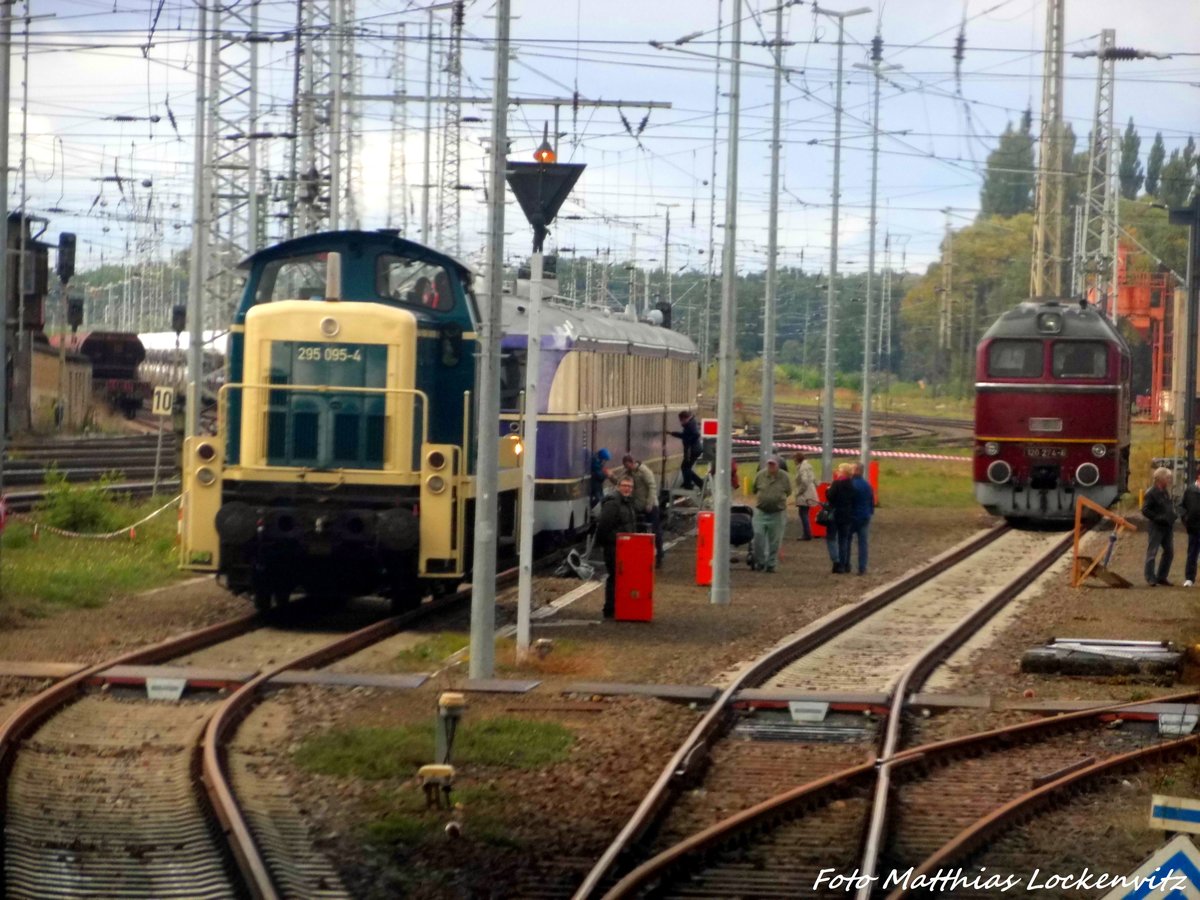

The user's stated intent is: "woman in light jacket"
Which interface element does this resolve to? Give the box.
[793,452,819,541]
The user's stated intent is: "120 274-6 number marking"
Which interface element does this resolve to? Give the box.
[297,345,362,363]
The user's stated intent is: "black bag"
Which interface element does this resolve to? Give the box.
[729,512,754,547]
[815,505,833,527]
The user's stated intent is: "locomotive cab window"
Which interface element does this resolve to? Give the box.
[377,255,456,312]
[1053,342,1107,379]
[986,340,1043,378]
[256,254,327,303]
[499,350,525,412]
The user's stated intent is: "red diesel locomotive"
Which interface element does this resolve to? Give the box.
[974,299,1131,522]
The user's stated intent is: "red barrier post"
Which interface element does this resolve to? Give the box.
[696,511,714,586]
[812,482,829,538]
[868,460,879,506]
[615,532,655,621]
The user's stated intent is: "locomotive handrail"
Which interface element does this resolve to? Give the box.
[217,381,431,472]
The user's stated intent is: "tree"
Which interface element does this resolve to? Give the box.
[1118,118,1144,199]
[979,116,1035,217]
[1145,132,1166,196]
[1158,144,1196,210]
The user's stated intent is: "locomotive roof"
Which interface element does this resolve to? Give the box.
[500,295,698,358]
[239,229,470,281]
[981,299,1126,344]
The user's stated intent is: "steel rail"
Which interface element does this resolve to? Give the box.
[0,611,261,885]
[202,568,520,899]
[885,729,1200,900]
[571,524,1010,900]
[853,528,1079,897]
[604,688,1200,899]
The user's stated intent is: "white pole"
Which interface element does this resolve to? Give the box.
[0,2,10,544]
[858,38,895,468]
[761,1,783,468]
[421,9,435,244]
[186,1,208,438]
[468,0,510,679]
[817,5,869,480]
[516,249,542,659]
[710,0,741,607]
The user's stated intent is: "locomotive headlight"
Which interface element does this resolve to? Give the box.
[983,441,1000,457]
[320,316,340,337]
[1091,443,1107,458]
[427,450,447,471]
[196,466,217,487]
[196,441,216,462]
[426,475,446,494]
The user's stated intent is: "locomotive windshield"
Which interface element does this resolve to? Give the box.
[987,339,1042,378]
[377,255,457,312]
[1052,341,1107,379]
[255,254,327,302]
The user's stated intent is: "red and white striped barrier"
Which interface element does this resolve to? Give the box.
[733,438,970,463]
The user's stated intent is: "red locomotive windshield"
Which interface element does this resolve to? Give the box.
[975,338,1120,441]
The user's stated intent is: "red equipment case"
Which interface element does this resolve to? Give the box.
[615,532,655,622]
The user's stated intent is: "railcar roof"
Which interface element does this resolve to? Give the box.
[499,295,698,356]
[981,299,1125,344]
[238,229,470,280]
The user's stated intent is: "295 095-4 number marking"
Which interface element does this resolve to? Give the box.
[296,345,362,363]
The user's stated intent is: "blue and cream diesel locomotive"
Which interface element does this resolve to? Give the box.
[180,230,698,610]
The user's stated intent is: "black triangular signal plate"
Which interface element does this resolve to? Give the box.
[506,162,585,229]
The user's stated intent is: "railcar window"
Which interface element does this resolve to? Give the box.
[987,340,1043,378]
[499,351,524,411]
[377,255,456,311]
[1053,341,1107,379]
[256,254,327,303]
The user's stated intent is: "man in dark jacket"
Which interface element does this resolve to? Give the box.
[825,463,856,574]
[669,411,704,490]
[596,475,638,617]
[848,463,876,575]
[1142,466,1176,587]
[1180,473,1200,586]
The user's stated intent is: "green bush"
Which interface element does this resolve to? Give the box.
[35,467,128,533]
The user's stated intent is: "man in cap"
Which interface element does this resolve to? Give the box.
[751,456,791,573]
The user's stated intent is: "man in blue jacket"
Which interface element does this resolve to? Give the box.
[849,463,876,575]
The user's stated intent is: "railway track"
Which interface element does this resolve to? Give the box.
[0,578,511,899]
[570,525,1134,898]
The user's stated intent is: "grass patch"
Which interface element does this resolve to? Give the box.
[1,494,187,619]
[496,637,600,677]
[294,717,575,780]
[360,784,524,849]
[391,631,470,672]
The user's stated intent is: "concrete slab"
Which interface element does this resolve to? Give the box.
[95,664,255,687]
[270,670,428,690]
[462,678,542,693]
[1020,645,1183,678]
[735,688,889,708]
[0,661,86,680]
[563,681,719,703]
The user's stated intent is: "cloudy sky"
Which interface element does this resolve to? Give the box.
[16,0,1200,282]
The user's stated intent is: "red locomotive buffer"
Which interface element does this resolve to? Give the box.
[615,532,655,622]
[974,299,1131,523]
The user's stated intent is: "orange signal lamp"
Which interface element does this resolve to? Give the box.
[533,122,555,163]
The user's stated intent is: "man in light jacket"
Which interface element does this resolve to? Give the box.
[751,456,791,573]
[610,454,663,567]
[793,451,819,541]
